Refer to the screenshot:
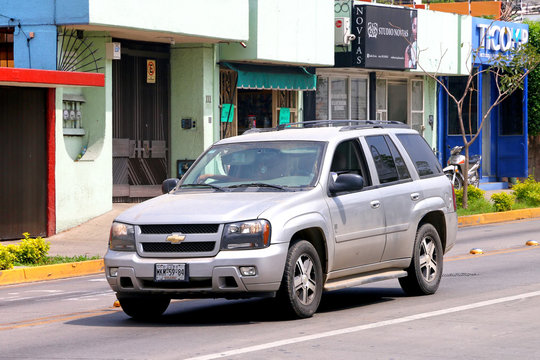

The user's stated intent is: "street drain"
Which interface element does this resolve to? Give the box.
[443,273,479,277]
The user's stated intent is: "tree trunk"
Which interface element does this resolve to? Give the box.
[463,145,470,209]
[529,135,540,181]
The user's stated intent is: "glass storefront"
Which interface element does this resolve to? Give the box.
[315,75,368,120]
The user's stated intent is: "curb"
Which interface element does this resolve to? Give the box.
[0,259,104,286]
[2,208,540,286]
[458,208,540,228]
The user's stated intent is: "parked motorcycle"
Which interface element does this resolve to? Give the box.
[443,145,481,189]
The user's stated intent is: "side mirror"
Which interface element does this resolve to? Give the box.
[162,178,180,194]
[329,174,364,196]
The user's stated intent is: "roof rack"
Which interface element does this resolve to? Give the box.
[241,120,410,135]
[276,120,410,130]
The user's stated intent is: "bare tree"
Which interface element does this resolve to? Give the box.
[415,26,540,208]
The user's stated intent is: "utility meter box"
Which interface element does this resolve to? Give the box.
[335,17,352,46]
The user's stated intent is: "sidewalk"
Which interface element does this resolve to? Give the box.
[2,203,136,258]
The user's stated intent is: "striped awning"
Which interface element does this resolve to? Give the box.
[223,63,316,91]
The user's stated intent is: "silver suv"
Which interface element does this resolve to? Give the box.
[104,121,457,319]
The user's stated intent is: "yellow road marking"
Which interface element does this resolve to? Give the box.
[0,308,120,331]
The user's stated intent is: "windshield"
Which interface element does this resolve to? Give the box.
[181,141,325,191]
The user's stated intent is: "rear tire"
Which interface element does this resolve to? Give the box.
[277,240,323,318]
[118,296,170,320]
[399,223,443,296]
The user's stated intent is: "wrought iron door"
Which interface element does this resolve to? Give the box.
[112,41,170,201]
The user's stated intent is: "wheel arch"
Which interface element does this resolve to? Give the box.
[418,210,447,252]
[290,227,328,275]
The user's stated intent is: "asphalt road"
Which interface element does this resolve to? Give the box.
[1,219,539,360]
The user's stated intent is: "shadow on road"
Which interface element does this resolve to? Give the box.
[66,286,405,328]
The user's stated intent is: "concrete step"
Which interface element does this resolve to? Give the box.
[479,182,509,191]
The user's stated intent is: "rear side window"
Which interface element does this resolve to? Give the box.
[396,134,442,178]
[365,135,410,184]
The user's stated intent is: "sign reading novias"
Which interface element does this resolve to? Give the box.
[472,18,529,65]
[351,5,417,70]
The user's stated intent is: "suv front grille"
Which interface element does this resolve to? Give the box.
[139,224,220,234]
[142,242,216,253]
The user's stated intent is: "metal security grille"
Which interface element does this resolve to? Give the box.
[112,40,170,201]
[0,87,47,239]
[139,224,220,234]
[142,242,216,253]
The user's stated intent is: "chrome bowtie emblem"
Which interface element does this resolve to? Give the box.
[166,234,186,243]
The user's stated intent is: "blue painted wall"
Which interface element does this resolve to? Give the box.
[0,0,89,69]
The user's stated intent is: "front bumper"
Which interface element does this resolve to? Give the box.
[104,242,289,298]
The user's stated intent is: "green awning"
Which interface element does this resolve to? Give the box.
[223,63,316,91]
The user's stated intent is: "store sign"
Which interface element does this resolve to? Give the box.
[472,18,529,65]
[351,5,417,70]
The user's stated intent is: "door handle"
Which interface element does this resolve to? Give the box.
[370,200,381,209]
[410,193,420,201]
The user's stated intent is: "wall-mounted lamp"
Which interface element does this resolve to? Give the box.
[240,42,247,48]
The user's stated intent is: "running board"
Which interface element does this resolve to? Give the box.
[323,270,408,291]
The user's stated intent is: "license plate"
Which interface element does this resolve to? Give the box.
[154,264,188,282]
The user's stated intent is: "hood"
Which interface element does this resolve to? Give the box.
[115,190,300,225]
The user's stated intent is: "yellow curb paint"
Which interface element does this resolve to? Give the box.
[0,260,104,286]
[458,208,540,228]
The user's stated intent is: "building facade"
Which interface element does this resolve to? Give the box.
[0,0,333,239]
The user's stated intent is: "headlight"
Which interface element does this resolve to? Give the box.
[221,220,271,250]
[109,222,136,251]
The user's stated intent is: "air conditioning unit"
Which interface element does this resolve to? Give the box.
[335,17,355,45]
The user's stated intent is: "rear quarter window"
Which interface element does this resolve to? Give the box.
[396,134,442,178]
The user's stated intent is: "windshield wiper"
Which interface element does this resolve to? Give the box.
[226,183,289,191]
[179,183,225,192]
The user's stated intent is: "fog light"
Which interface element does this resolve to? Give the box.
[109,267,118,277]
[240,266,257,276]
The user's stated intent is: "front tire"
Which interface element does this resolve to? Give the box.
[278,240,323,318]
[399,223,443,296]
[445,171,463,190]
[118,296,170,320]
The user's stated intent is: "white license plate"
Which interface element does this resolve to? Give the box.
[155,264,188,282]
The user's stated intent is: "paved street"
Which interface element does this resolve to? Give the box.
[1,218,539,359]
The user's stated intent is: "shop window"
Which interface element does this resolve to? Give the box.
[411,80,424,133]
[316,76,368,121]
[0,28,14,67]
[237,90,273,133]
[499,88,523,136]
[376,79,387,120]
[316,77,329,120]
[331,79,348,120]
[388,81,407,123]
[448,76,478,135]
[351,78,368,120]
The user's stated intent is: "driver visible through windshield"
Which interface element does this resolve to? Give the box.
[180,141,325,191]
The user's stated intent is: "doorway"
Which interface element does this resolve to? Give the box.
[237,90,273,134]
[0,87,47,239]
[112,41,170,201]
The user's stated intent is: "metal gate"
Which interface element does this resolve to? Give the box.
[0,86,47,240]
[112,41,170,201]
